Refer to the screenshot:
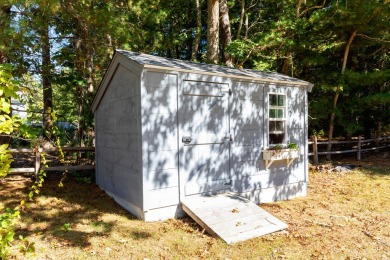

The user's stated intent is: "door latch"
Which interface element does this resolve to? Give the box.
[224,133,233,142]
[182,136,192,144]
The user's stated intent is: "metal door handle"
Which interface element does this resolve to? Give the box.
[182,136,192,144]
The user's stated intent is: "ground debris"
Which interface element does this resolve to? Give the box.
[312,163,360,173]
[303,219,332,228]
[330,215,358,222]
[1,154,389,259]
[231,207,240,213]
[362,230,390,247]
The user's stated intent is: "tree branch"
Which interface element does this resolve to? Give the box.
[356,34,390,43]
[299,0,326,17]
[0,134,33,141]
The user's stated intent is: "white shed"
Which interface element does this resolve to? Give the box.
[92,50,313,221]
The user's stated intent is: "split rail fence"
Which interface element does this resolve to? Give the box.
[8,147,95,179]
[308,136,390,164]
[7,136,390,176]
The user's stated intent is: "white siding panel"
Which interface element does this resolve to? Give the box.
[146,113,177,132]
[104,134,116,149]
[112,164,142,199]
[182,81,228,96]
[231,160,262,177]
[185,179,232,196]
[142,71,179,205]
[231,119,261,131]
[148,150,178,171]
[148,131,178,151]
[95,63,143,209]
[146,72,176,89]
[233,130,262,146]
[231,99,263,116]
[233,82,264,100]
[146,187,180,209]
[110,66,135,99]
[116,149,139,170]
[145,169,179,190]
[232,168,305,193]
[231,145,262,162]
[99,146,116,163]
[287,87,305,129]
[96,160,112,188]
[115,133,139,151]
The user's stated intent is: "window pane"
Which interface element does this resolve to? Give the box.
[269,109,276,118]
[277,109,284,118]
[270,133,285,144]
[269,121,275,131]
[268,94,287,146]
[275,121,284,131]
[270,94,277,106]
[278,95,285,106]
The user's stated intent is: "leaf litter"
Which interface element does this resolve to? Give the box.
[0,155,388,259]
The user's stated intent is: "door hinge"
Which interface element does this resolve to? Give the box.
[224,133,233,142]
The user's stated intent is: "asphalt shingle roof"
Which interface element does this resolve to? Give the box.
[117,50,310,85]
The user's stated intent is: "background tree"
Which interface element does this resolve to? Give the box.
[0,0,388,152]
[207,0,219,64]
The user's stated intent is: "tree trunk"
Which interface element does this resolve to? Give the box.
[219,0,233,67]
[326,1,389,158]
[282,53,293,76]
[75,30,90,147]
[191,0,202,61]
[296,0,305,18]
[244,12,249,39]
[62,0,95,146]
[41,16,53,140]
[236,0,245,39]
[326,30,357,159]
[206,0,219,64]
[376,53,387,137]
[0,5,11,64]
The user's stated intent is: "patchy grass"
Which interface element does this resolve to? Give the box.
[1,156,389,259]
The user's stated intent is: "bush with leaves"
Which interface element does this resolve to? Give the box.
[0,64,19,258]
[0,208,20,259]
[0,64,20,177]
[0,64,41,258]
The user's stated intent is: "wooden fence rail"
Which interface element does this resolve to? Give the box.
[8,147,95,179]
[6,138,390,176]
[308,136,390,164]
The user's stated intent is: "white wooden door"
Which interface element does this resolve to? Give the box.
[178,80,231,198]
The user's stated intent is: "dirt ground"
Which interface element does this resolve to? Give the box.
[1,154,389,259]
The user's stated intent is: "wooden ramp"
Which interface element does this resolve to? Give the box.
[181,193,288,244]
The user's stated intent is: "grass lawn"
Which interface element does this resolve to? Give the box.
[1,156,389,259]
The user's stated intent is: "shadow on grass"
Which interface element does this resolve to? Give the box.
[361,166,390,176]
[357,153,390,176]
[0,172,142,249]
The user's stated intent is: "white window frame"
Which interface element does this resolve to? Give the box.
[268,93,287,146]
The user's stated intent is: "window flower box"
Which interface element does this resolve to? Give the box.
[262,147,299,169]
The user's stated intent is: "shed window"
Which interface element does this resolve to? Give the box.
[269,94,286,145]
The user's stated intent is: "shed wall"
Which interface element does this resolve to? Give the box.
[94,53,310,220]
[230,81,265,194]
[141,71,180,212]
[95,64,143,213]
[228,82,307,203]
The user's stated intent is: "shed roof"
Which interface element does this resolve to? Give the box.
[117,50,311,87]
[92,50,313,111]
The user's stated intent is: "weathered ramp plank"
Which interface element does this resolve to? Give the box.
[181,193,288,244]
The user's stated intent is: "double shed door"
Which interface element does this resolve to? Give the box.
[178,80,232,198]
